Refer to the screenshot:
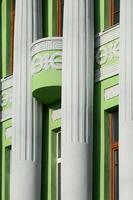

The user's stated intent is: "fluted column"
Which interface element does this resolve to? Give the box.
[11,1,42,200]
[61,0,94,200]
[119,1,133,199]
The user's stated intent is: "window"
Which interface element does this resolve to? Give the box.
[57,0,64,36]
[56,131,61,200]
[5,147,12,200]
[110,0,120,26]
[8,0,15,75]
[109,110,119,200]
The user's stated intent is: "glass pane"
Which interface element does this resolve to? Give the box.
[114,0,120,12]
[114,12,120,25]
[114,150,119,200]
[58,132,61,158]
[58,163,61,200]
[61,0,64,36]
[5,148,11,200]
[112,110,119,142]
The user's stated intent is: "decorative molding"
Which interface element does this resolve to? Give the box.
[0,76,13,121]
[0,76,13,91]
[31,37,62,57]
[95,38,120,66]
[31,38,62,75]
[5,127,12,139]
[51,109,61,121]
[32,52,62,75]
[0,108,12,122]
[95,64,119,82]
[0,87,13,108]
[104,85,119,100]
[95,25,120,48]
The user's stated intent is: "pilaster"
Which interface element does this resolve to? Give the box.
[11,0,42,200]
[119,0,133,199]
[61,0,94,199]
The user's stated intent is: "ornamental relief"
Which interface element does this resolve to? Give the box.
[95,39,120,66]
[0,87,13,108]
[32,52,62,75]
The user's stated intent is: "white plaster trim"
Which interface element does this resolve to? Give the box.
[32,51,62,75]
[51,109,61,121]
[0,76,13,91]
[31,37,63,57]
[104,85,119,100]
[95,64,119,83]
[5,127,12,139]
[95,25,120,48]
[0,108,12,122]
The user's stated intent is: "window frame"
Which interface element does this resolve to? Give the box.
[56,131,61,200]
[57,0,64,36]
[9,0,15,75]
[109,0,120,27]
[109,111,119,200]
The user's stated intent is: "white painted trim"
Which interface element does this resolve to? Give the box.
[51,109,61,121]
[104,85,119,100]
[95,64,119,83]
[31,38,63,57]
[95,25,120,48]
[5,127,12,139]
[0,108,12,122]
[0,76,13,91]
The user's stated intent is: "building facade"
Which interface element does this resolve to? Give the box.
[0,0,132,200]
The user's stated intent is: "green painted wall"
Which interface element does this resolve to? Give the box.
[41,1,60,200]
[41,104,61,200]
[93,75,119,200]
[42,0,57,37]
[94,0,110,33]
[1,0,12,78]
[94,0,120,198]
[0,119,12,200]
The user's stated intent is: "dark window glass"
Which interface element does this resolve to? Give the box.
[110,0,120,26]
[58,163,61,200]
[58,132,61,158]
[114,150,119,200]
[109,110,119,200]
[114,13,120,25]
[114,0,120,12]
[5,147,11,200]
[7,0,15,76]
[57,0,64,36]
[112,110,119,142]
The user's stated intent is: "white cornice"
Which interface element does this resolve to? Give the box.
[95,25,120,48]
[95,64,119,83]
[0,75,13,91]
[104,85,119,100]
[31,37,63,57]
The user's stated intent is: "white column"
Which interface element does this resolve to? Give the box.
[120,1,133,199]
[61,0,94,200]
[11,0,42,200]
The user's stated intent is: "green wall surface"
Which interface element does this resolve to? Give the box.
[0,1,13,200]
[94,0,120,198]
[41,1,61,200]
[94,0,110,33]
[1,0,12,78]
[41,104,61,200]
[42,0,57,37]
[93,75,119,200]
[0,119,12,200]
